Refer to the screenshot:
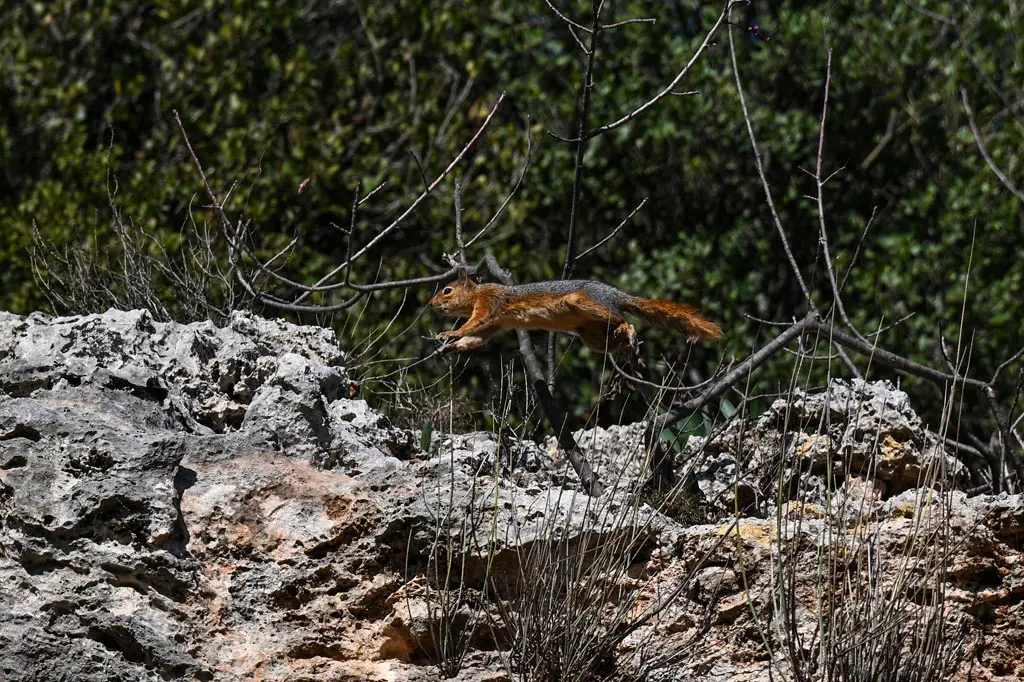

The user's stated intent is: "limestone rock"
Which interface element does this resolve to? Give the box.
[1,311,1020,682]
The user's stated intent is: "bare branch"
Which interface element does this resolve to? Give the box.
[566,25,589,55]
[727,16,862,378]
[639,307,1021,490]
[864,311,916,338]
[543,0,591,53]
[860,110,898,170]
[561,6,604,279]
[408,148,430,194]
[838,206,877,292]
[602,17,656,30]
[173,110,235,235]
[813,49,869,345]
[454,177,466,265]
[344,183,361,287]
[812,318,1021,488]
[607,353,728,393]
[575,197,648,261]
[726,24,812,309]
[992,343,1024,385]
[546,130,579,144]
[584,2,733,140]
[177,102,514,319]
[651,312,819,436]
[358,180,388,206]
[543,0,592,33]
[961,87,1024,203]
[257,245,487,297]
[294,91,507,303]
[466,119,532,248]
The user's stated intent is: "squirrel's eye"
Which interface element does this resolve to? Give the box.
[442,287,453,296]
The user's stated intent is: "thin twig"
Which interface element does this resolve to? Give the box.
[602,17,656,30]
[176,102,505,311]
[543,0,592,33]
[295,92,507,303]
[992,343,1024,385]
[607,353,726,393]
[727,24,811,308]
[864,311,916,337]
[216,213,488,299]
[727,16,862,378]
[454,177,466,265]
[583,2,733,140]
[466,119,532,248]
[408,149,430,194]
[961,87,1024,203]
[345,182,361,287]
[561,7,604,279]
[814,49,869,345]
[860,110,898,170]
[838,206,877,292]
[358,180,388,206]
[173,110,234,234]
[543,0,590,53]
[575,198,648,261]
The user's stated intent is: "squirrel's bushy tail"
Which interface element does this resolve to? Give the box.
[622,297,724,342]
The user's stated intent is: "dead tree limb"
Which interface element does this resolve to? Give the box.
[645,310,1023,493]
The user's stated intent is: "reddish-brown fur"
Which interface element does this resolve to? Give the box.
[429,271,721,353]
[620,297,724,342]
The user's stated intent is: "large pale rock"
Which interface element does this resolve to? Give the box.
[1,310,1020,681]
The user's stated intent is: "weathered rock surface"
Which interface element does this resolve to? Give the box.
[683,378,968,516]
[0,310,1021,681]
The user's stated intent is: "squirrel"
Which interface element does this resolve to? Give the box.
[429,269,723,354]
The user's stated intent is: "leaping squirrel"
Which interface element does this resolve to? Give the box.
[429,269,723,353]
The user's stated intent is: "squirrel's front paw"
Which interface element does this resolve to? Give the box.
[435,332,460,355]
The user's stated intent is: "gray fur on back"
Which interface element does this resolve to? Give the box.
[504,280,635,316]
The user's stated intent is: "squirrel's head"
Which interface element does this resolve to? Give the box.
[429,268,477,316]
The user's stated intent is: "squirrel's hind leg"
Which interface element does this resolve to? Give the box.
[615,322,638,352]
[577,321,634,354]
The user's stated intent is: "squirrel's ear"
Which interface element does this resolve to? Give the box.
[457,267,470,285]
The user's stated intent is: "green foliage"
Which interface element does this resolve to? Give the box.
[1,1,1021,426]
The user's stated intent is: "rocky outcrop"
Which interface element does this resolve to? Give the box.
[682,379,968,516]
[1,310,1021,681]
